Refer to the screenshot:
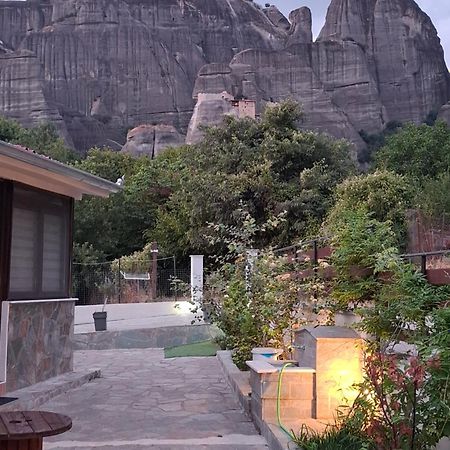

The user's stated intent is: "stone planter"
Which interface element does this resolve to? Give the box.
[251,347,283,362]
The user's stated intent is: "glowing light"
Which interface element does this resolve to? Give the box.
[173,301,194,316]
[325,358,362,405]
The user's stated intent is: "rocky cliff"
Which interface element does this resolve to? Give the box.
[0,0,448,156]
[188,0,450,153]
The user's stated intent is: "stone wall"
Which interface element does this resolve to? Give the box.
[6,300,75,392]
[250,368,315,425]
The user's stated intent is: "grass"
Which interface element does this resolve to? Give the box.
[164,340,220,358]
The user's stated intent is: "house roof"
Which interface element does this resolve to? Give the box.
[0,141,121,200]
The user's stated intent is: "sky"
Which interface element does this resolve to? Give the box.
[270,0,450,65]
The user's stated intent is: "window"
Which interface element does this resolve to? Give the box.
[0,181,12,301]
[8,186,72,300]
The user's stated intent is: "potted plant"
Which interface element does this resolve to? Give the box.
[93,296,108,331]
[93,280,115,331]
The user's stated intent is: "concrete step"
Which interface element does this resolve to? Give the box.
[44,434,269,449]
[0,369,100,412]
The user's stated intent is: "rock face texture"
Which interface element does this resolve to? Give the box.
[318,0,450,125]
[0,0,448,155]
[188,0,450,153]
[438,102,450,126]
[186,92,242,145]
[0,0,286,152]
[122,124,185,158]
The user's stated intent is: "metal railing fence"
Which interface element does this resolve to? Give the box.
[72,257,190,305]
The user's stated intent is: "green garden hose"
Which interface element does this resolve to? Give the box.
[277,362,296,439]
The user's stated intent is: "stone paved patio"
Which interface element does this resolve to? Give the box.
[39,349,268,450]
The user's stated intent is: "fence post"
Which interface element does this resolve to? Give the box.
[118,258,122,304]
[190,255,204,304]
[150,242,158,300]
[313,240,319,265]
[173,256,178,302]
[245,249,258,295]
[421,254,427,275]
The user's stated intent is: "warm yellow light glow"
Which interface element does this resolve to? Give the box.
[325,358,362,405]
[173,301,194,316]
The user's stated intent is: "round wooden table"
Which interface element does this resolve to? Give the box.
[0,411,72,450]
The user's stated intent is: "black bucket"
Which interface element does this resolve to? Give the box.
[93,311,107,331]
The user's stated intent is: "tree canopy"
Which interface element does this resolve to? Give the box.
[73,149,166,260]
[375,120,450,226]
[376,121,450,179]
[325,170,414,246]
[148,101,355,257]
[0,116,76,163]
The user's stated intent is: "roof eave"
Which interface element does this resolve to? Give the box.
[0,141,122,198]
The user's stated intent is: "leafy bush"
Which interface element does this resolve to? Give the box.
[325,208,397,312]
[327,170,413,246]
[376,121,450,179]
[291,423,374,450]
[415,171,450,220]
[318,201,450,447]
[355,349,449,450]
[208,251,301,368]
[204,209,303,368]
[352,251,450,448]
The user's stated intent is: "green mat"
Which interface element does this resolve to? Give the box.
[164,340,220,358]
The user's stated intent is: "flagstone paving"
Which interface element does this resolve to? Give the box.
[39,349,268,450]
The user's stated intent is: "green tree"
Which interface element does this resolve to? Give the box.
[416,172,450,220]
[0,116,76,163]
[151,101,355,257]
[0,116,22,142]
[326,170,414,246]
[74,148,180,260]
[74,149,156,259]
[376,121,450,179]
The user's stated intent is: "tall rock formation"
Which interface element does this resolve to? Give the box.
[0,0,448,155]
[0,0,287,151]
[188,0,449,154]
[318,0,450,124]
[122,124,185,158]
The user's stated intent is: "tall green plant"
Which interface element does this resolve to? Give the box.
[326,208,397,311]
[208,251,302,368]
[205,209,303,368]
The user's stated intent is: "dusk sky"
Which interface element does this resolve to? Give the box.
[270,0,450,65]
